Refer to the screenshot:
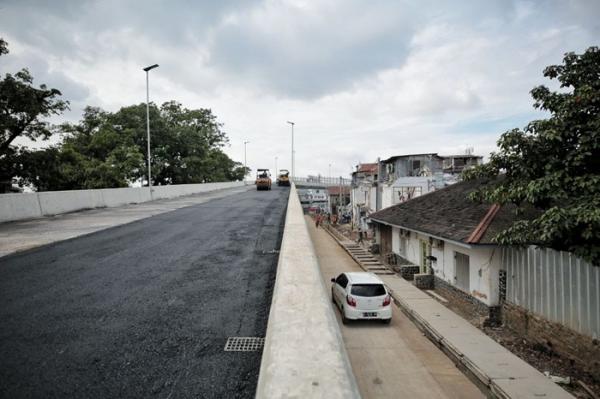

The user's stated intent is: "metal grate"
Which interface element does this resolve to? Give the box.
[224,337,265,352]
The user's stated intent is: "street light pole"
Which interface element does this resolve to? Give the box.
[244,140,249,182]
[275,156,278,175]
[287,121,295,180]
[143,64,159,188]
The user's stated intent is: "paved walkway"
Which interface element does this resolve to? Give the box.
[324,224,573,399]
[307,217,484,399]
[0,186,251,258]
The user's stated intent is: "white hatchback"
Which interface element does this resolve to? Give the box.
[331,272,392,324]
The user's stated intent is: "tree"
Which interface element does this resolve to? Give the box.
[23,102,245,190]
[465,47,600,265]
[0,38,68,191]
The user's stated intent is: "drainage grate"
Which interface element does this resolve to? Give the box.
[224,337,265,352]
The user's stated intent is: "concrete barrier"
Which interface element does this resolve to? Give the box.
[0,182,244,223]
[256,184,360,399]
[0,193,42,221]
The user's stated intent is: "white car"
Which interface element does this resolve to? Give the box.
[330,272,392,324]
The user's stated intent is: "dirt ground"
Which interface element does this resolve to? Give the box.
[437,290,600,399]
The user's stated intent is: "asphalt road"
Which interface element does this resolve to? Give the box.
[0,185,289,399]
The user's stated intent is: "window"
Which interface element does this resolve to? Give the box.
[351,284,386,297]
[336,274,348,288]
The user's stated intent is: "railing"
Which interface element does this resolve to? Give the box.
[292,176,351,186]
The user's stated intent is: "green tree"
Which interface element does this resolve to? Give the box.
[465,47,600,265]
[23,102,245,190]
[0,38,68,191]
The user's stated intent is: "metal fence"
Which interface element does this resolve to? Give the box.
[502,246,599,338]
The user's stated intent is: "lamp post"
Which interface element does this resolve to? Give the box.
[244,140,250,182]
[286,121,295,180]
[328,163,331,182]
[143,63,159,188]
[275,156,278,175]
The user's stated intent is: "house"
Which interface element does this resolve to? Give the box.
[297,188,328,212]
[369,178,524,315]
[327,186,351,213]
[441,154,483,175]
[378,153,445,209]
[350,163,378,228]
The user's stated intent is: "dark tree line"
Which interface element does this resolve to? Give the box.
[0,39,248,192]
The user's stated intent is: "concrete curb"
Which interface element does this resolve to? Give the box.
[256,184,361,399]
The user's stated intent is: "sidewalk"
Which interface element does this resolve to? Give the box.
[324,226,573,399]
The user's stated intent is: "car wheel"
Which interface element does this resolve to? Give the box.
[342,308,349,325]
[382,318,391,325]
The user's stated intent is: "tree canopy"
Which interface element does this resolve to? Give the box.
[0,37,247,192]
[465,47,600,265]
[18,102,248,190]
[0,38,69,191]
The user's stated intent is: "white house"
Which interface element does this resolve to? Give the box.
[370,179,519,309]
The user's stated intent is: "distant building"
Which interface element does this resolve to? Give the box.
[350,163,378,228]
[379,153,445,209]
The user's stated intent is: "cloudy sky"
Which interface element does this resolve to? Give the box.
[1,0,598,177]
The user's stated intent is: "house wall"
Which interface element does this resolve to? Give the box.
[388,226,501,306]
[392,227,400,254]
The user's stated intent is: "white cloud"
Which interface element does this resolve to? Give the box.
[0,0,597,177]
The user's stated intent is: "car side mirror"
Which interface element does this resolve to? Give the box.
[330,278,336,283]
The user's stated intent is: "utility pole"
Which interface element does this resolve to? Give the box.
[143,64,159,188]
[275,156,278,175]
[244,140,250,182]
[339,176,342,214]
[287,121,295,180]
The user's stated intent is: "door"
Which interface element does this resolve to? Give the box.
[455,252,470,292]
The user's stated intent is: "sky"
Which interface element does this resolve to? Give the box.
[0,0,598,178]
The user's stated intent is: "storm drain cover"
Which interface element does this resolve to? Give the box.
[224,337,265,352]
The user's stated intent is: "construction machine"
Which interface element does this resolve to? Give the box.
[276,169,290,186]
[255,169,272,190]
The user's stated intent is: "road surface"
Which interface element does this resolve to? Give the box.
[0,186,289,399]
[307,216,484,399]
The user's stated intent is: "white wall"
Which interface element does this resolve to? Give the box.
[391,227,400,254]
[389,226,501,306]
[0,182,243,223]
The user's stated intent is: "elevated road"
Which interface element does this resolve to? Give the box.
[0,186,289,398]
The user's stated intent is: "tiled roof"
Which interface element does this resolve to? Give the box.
[356,163,378,173]
[369,179,532,245]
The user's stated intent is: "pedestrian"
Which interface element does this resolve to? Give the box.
[357,226,364,244]
[315,213,321,228]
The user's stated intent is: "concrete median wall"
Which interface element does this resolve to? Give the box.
[256,184,360,399]
[0,182,243,223]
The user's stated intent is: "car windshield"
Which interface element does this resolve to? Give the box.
[350,284,386,297]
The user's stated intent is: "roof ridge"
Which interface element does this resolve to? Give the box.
[466,204,501,244]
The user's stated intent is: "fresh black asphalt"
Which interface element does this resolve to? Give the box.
[0,186,289,399]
